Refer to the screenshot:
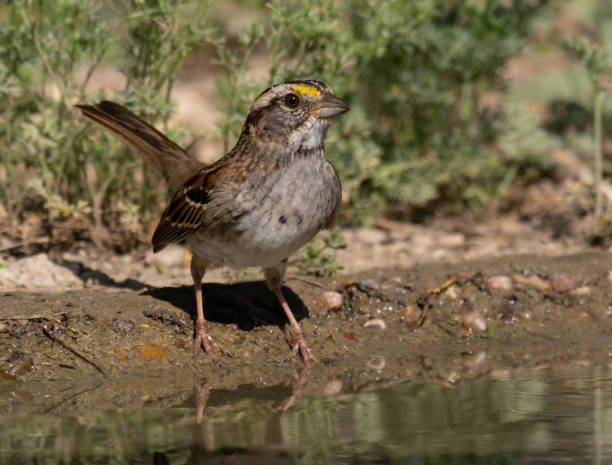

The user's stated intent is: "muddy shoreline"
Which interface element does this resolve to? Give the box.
[1,252,611,415]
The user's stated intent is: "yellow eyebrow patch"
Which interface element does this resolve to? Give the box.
[291,83,321,96]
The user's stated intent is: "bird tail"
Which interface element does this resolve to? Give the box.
[76,101,203,192]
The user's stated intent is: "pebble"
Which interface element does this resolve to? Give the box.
[364,318,386,330]
[401,305,421,324]
[462,311,487,333]
[550,273,574,294]
[462,351,487,369]
[321,291,344,312]
[115,320,135,333]
[445,285,459,300]
[367,356,386,371]
[445,370,460,384]
[487,275,513,292]
[0,254,83,289]
[572,286,591,296]
[521,310,533,320]
[359,279,378,288]
[322,380,343,396]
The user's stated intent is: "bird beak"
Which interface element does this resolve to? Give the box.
[309,95,350,119]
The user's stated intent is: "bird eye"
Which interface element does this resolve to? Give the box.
[283,93,300,109]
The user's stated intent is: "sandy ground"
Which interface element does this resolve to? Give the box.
[1,248,611,415]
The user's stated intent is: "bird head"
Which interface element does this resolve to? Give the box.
[243,80,350,151]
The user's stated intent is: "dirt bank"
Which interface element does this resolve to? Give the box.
[1,252,611,415]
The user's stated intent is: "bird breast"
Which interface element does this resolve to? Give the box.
[186,154,341,268]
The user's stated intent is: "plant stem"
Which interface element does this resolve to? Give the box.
[593,90,606,219]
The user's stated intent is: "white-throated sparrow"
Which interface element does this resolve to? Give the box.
[77,80,349,367]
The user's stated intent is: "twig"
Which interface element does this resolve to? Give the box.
[286,276,327,289]
[42,323,106,376]
[427,276,458,294]
[593,90,606,219]
[524,329,556,341]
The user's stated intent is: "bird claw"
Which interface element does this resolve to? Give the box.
[282,330,318,368]
[193,330,233,366]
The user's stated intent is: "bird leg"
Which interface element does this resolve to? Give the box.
[191,256,232,364]
[264,261,318,367]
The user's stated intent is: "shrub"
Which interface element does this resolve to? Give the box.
[0,0,553,244]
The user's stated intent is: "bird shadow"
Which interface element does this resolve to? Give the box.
[61,259,149,291]
[58,257,309,331]
[143,282,309,331]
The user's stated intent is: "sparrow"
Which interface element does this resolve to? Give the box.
[76,80,349,367]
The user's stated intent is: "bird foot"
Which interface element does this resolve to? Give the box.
[193,325,233,366]
[282,330,318,368]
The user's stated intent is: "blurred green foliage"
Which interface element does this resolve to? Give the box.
[563,35,611,221]
[0,0,213,238]
[216,0,554,220]
[0,0,554,243]
[292,228,347,277]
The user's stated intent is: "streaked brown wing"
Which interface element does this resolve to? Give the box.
[152,165,226,252]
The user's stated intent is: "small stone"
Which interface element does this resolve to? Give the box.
[322,380,343,396]
[364,318,386,330]
[608,270,612,283]
[572,286,591,296]
[367,356,385,371]
[462,311,487,333]
[115,320,135,333]
[521,310,533,320]
[550,273,574,294]
[487,275,513,292]
[0,254,82,289]
[321,291,344,312]
[462,351,487,369]
[401,305,421,324]
[445,370,460,384]
[445,285,460,300]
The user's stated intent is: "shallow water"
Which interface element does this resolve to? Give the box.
[2,367,612,465]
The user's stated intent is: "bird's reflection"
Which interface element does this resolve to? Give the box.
[153,368,311,464]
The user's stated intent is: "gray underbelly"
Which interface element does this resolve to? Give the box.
[187,158,341,267]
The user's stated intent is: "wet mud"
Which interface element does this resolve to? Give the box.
[1,252,611,415]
